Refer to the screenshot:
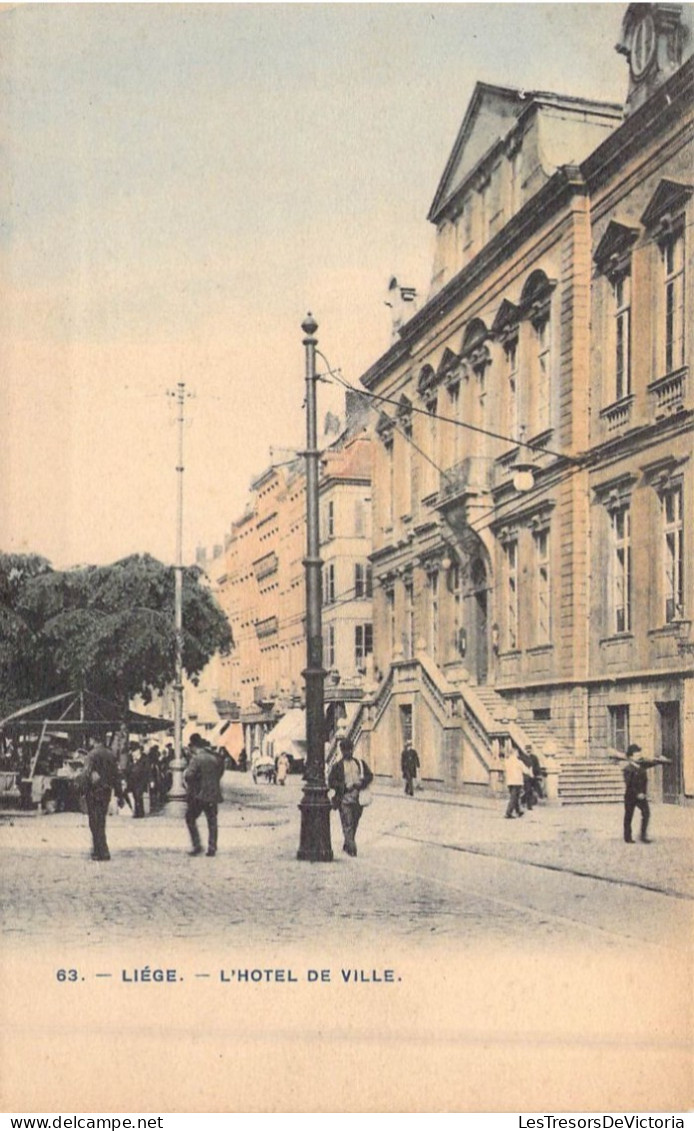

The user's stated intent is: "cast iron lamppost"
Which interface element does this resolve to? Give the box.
[297,313,333,862]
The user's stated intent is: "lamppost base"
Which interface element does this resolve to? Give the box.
[297,785,334,862]
[165,763,187,803]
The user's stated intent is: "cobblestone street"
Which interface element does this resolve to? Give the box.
[2,774,692,952]
[2,775,692,1113]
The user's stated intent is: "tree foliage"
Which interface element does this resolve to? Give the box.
[0,552,232,717]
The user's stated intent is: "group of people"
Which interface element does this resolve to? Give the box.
[78,732,221,861]
[122,742,174,818]
[77,723,666,863]
[504,744,545,819]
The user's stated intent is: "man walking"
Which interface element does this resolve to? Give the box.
[623,743,661,844]
[79,735,125,861]
[328,738,373,857]
[401,742,420,796]
[184,733,224,857]
[504,745,525,819]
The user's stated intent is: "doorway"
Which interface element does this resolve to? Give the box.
[657,702,682,803]
[470,557,489,685]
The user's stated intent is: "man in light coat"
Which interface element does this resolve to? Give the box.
[504,746,525,819]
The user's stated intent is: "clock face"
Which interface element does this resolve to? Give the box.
[631,12,656,79]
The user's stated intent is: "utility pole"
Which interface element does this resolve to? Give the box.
[167,381,190,800]
[297,313,333,861]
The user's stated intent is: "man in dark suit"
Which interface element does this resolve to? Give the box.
[328,738,373,857]
[400,743,420,796]
[623,743,661,844]
[184,733,224,857]
[79,736,125,861]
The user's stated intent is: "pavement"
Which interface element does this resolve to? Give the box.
[1,773,692,951]
[2,775,692,1113]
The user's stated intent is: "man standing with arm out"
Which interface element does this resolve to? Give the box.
[623,743,663,844]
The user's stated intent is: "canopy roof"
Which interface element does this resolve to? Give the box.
[0,690,173,735]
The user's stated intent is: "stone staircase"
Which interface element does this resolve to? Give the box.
[470,684,624,805]
[555,759,624,805]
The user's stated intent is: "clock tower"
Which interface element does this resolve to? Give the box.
[616,3,693,114]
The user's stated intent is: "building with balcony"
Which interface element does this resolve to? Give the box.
[350,3,693,804]
[205,397,373,757]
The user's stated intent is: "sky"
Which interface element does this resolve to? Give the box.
[0,2,628,570]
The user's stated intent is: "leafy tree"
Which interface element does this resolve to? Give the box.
[0,552,232,717]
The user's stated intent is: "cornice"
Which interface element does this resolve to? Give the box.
[361,166,585,392]
[581,54,694,193]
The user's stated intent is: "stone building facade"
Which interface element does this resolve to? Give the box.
[351,3,693,804]
[203,403,373,757]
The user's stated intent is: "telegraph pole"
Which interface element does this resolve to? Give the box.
[297,313,333,861]
[168,381,189,800]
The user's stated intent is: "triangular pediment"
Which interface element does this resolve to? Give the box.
[641,179,693,229]
[491,299,521,337]
[593,220,639,271]
[428,83,527,223]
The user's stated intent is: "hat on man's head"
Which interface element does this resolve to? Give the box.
[626,743,642,757]
[189,733,205,748]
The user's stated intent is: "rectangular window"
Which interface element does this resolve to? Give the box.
[609,705,630,754]
[505,540,519,650]
[323,563,335,606]
[400,704,413,748]
[506,338,519,441]
[614,274,631,400]
[355,623,373,670]
[534,529,551,645]
[428,396,439,495]
[610,506,631,634]
[428,570,439,663]
[402,421,413,517]
[664,235,685,374]
[662,486,684,623]
[510,147,523,214]
[326,501,335,539]
[324,625,335,669]
[386,588,395,655]
[535,319,551,433]
[354,563,373,600]
[354,500,364,537]
[385,438,394,528]
[446,386,459,469]
[404,581,415,660]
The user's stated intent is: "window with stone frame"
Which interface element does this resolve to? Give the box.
[661,483,684,623]
[491,300,522,445]
[427,568,440,663]
[641,180,692,380]
[324,625,335,669]
[609,704,630,754]
[533,526,551,646]
[385,587,396,655]
[460,319,490,437]
[610,505,632,634]
[663,232,685,375]
[376,417,395,532]
[354,623,373,671]
[404,579,415,660]
[614,272,632,401]
[502,536,519,650]
[520,271,556,439]
[593,221,638,408]
[323,562,335,607]
[354,562,373,600]
[448,382,462,469]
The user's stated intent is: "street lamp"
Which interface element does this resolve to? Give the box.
[297,313,333,862]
